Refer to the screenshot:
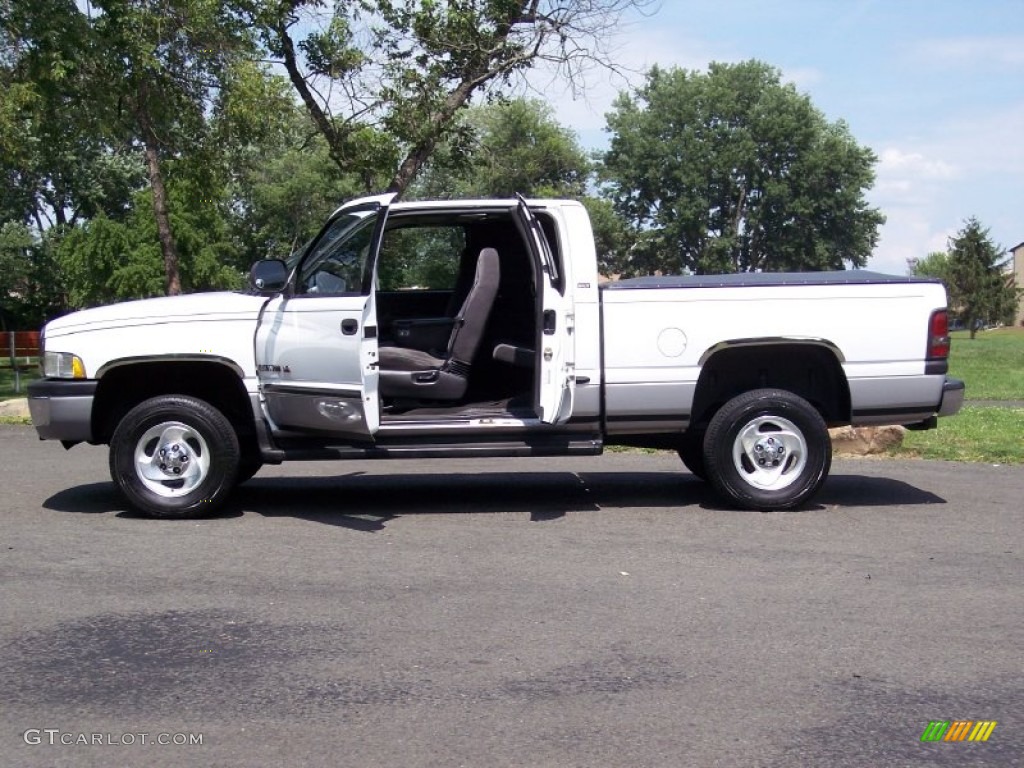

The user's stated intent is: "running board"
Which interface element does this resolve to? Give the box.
[275,436,603,462]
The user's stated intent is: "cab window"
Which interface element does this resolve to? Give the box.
[377,225,464,292]
[299,210,377,295]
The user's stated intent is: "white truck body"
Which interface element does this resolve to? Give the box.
[29,195,964,517]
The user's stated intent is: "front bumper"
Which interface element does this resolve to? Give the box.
[937,376,965,417]
[27,379,97,443]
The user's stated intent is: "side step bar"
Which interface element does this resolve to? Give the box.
[274,436,603,462]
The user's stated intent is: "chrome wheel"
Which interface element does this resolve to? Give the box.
[703,388,831,510]
[731,415,808,491]
[110,395,240,518]
[133,421,211,497]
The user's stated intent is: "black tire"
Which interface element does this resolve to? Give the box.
[703,388,831,511]
[677,432,707,480]
[109,395,241,518]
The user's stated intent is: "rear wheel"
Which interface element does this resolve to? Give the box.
[703,389,830,510]
[109,395,240,518]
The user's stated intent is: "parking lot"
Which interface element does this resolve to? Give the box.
[1,422,1021,767]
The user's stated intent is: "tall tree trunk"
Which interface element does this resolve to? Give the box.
[143,139,181,296]
[136,81,181,296]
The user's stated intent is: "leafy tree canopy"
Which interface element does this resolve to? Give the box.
[256,0,654,195]
[410,99,591,199]
[600,60,885,276]
[57,181,244,308]
[910,251,951,282]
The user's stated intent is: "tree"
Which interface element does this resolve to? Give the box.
[910,251,951,282]
[0,222,65,329]
[254,0,654,197]
[410,99,591,199]
[2,0,259,298]
[57,182,244,308]
[406,98,636,281]
[214,70,372,266]
[0,0,144,231]
[943,218,1019,339]
[579,196,633,277]
[600,61,885,276]
[0,222,32,330]
[87,0,257,295]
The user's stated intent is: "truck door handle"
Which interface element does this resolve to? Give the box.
[543,309,556,335]
[341,319,358,335]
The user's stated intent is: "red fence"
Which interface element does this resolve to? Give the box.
[2,331,40,394]
[2,331,41,362]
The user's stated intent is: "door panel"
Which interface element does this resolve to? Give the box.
[256,294,379,437]
[515,197,576,424]
[255,194,393,438]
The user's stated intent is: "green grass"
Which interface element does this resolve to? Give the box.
[0,359,39,423]
[895,406,1024,464]
[890,327,1024,463]
[949,327,1024,400]
[0,361,40,401]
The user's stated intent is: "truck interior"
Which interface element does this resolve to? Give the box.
[373,208,556,422]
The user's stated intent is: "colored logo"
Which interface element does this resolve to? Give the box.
[920,720,997,742]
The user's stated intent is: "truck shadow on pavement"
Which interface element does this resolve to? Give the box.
[42,471,946,529]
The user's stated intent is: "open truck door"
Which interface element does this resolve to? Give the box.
[255,193,395,439]
[515,196,576,424]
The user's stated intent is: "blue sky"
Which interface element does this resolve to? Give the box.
[532,0,1024,274]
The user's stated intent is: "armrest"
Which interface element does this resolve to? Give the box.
[493,343,535,368]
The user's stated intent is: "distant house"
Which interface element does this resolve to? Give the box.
[1013,241,1024,326]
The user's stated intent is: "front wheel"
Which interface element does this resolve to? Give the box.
[703,389,831,511]
[109,395,241,518]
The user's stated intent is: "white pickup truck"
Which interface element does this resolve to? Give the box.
[28,194,964,517]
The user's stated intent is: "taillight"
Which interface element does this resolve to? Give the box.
[928,309,950,359]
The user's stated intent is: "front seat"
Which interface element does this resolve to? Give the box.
[379,247,500,400]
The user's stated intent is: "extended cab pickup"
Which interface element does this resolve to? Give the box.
[28,194,964,517]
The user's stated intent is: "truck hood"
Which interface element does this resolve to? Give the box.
[44,292,269,337]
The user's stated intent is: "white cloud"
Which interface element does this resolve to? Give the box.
[868,211,955,276]
[868,101,1024,272]
[877,148,957,179]
[872,148,958,208]
[782,67,825,90]
[909,37,1024,69]
[926,103,1024,174]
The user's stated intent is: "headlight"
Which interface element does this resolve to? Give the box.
[43,351,87,379]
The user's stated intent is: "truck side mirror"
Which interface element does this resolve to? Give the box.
[249,259,289,294]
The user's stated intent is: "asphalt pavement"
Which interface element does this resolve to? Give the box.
[1,423,1021,767]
